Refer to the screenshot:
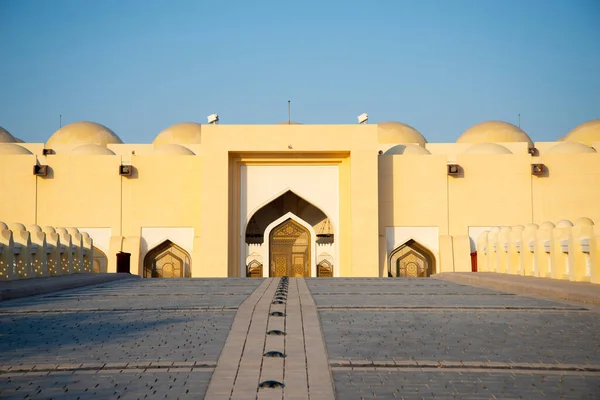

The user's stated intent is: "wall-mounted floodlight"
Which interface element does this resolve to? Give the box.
[33,165,48,176]
[447,164,461,176]
[207,114,219,124]
[119,165,133,177]
[531,164,545,176]
[358,113,368,124]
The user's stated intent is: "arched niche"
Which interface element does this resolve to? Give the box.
[389,239,436,278]
[143,240,191,278]
[92,247,108,273]
[244,190,334,245]
[260,212,317,278]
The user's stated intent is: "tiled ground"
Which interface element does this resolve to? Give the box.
[307,278,600,399]
[0,278,263,399]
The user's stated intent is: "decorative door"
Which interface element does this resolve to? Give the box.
[269,219,310,277]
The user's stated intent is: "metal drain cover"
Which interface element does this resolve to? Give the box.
[259,380,285,389]
[270,311,286,317]
[267,329,286,335]
[264,350,286,358]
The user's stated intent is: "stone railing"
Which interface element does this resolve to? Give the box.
[476,218,599,284]
[0,222,94,281]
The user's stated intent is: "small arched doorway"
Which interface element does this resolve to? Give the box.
[269,218,310,277]
[143,240,191,278]
[389,240,435,278]
[92,247,108,273]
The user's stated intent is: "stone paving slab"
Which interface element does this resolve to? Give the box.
[0,309,234,365]
[318,309,600,364]
[333,369,600,399]
[1,370,213,399]
[0,273,140,301]
[0,278,263,311]
[0,277,265,399]
[307,278,600,399]
[436,272,600,306]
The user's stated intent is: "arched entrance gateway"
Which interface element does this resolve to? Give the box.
[244,190,334,278]
[389,239,436,278]
[269,218,310,277]
[143,240,191,278]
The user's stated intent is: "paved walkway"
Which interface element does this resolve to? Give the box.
[0,273,139,300]
[1,276,600,399]
[436,272,600,306]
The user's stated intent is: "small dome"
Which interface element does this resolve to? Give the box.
[555,220,573,228]
[28,225,42,233]
[42,226,56,234]
[0,143,33,155]
[0,126,18,143]
[563,119,600,146]
[7,223,26,232]
[153,144,195,155]
[153,122,202,147]
[457,121,533,146]
[46,121,122,148]
[377,122,427,146]
[464,143,512,155]
[69,144,116,155]
[539,221,555,230]
[384,144,431,155]
[546,142,596,154]
[574,217,594,227]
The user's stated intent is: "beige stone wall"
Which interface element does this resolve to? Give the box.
[1,122,599,279]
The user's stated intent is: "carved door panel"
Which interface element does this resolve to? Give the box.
[397,252,427,277]
[269,219,311,277]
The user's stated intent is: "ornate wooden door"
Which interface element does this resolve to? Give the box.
[144,241,191,278]
[269,219,310,277]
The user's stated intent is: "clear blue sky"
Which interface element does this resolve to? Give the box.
[1,0,598,143]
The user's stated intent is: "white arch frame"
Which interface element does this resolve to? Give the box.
[244,187,336,234]
[241,212,317,278]
[142,239,192,278]
[387,237,438,277]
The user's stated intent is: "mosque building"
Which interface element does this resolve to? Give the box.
[0,119,599,281]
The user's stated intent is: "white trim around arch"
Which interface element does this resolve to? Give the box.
[140,227,195,266]
[240,212,317,278]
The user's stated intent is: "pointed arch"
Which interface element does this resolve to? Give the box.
[317,259,333,277]
[92,246,108,273]
[260,212,317,278]
[143,240,191,278]
[244,188,335,242]
[389,239,436,277]
[246,187,335,231]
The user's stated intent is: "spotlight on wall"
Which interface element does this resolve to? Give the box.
[42,149,54,156]
[357,113,368,124]
[33,165,48,176]
[531,163,545,176]
[528,147,538,156]
[447,164,461,176]
[119,165,133,177]
[207,113,219,124]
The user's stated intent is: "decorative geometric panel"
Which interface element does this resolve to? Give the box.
[247,260,263,277]
[144,240,191,278]
[389,240,435,278]
[317,260,333,277]
[269,219,310,277]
